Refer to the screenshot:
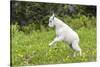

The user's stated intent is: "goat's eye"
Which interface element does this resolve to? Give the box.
[49,21,52,23]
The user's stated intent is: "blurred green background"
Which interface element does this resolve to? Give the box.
[11,1,96,33]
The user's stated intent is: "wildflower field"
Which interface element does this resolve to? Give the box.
[11,26,96,66]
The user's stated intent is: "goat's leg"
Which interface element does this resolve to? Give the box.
[71,40,82,56]
[49,36,63,47]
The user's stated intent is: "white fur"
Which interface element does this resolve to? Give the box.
[48,14,82,56]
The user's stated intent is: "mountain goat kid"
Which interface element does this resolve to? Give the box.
[48,14,82,56]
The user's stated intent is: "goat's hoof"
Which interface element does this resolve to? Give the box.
[49,45,51,47]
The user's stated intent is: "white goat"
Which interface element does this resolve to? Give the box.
[48,14,82,56]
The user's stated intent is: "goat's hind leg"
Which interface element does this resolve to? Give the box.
[71,41,82,56]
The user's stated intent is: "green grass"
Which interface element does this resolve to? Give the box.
[11,27,96,66]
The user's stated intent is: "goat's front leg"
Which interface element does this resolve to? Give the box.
[49,36,63,47]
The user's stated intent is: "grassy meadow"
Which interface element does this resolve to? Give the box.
[11,1,96,66]
[11,25,96,66]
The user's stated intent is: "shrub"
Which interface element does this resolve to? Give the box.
[64,15,96,29]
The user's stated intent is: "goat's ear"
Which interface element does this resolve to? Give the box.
[52,13,55,17]
[53,16,54,20]
[52,13,55,20]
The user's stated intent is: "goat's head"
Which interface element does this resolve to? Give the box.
[48,13,55,27]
